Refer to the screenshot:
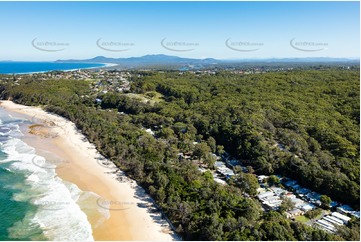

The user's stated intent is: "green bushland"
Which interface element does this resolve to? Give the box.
[0,68,359,241]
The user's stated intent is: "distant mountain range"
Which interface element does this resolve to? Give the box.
[56,54,218,65]
[55,54,359,69]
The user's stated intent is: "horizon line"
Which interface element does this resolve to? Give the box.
[1,55,360,63]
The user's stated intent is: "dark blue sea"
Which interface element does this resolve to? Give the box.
[0,62,105,74]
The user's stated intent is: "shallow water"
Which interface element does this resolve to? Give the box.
[0,62,104,74]
[0,108,108,241]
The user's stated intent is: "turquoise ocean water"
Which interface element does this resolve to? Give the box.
[0,109,108,240]
[0,62,105,74]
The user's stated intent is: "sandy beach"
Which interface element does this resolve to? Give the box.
[0,100,178,241]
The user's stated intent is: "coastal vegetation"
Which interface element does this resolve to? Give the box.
[0,68,359,240]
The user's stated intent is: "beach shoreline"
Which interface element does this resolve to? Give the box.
[0,100,177,241]
[0,62,116,75]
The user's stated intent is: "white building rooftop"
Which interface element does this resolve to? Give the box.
[332,212,351,224]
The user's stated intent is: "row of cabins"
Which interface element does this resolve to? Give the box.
[257,188,282,210]
[315,212,351,233]
[282,178,360,220]
[179,149,234,185]
[213,153,245,182]
[258,175,359,233]
[195,151,358,236]
[197,152,360,226]
[215,161,234,179]
[336,205,360,219]
[197,165,228,185]
[212,154,247,185]
[283,179,339,208]
[257,186,315,213]
[221,153,248,172]
[196,154,231,185]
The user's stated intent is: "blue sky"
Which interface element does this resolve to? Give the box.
[0,1,359,61]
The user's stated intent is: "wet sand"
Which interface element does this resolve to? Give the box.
[0,101,177,241]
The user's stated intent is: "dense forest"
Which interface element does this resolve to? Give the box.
[0,68,359,241]
[117,69,360,207]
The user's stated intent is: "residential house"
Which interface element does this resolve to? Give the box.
[301,204,315,212]
[286,208,304,218]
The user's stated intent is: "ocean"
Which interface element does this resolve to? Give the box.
[0,62,105,74]
[0,108,108,240]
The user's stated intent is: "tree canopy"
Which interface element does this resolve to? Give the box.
[0,67,359,240]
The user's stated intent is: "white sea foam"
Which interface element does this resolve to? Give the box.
[4,167,13,173]
[0,127,11,136]
[1,129,95,241]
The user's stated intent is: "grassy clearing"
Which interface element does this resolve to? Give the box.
[125,91,164,105]
[295,215,310,223]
